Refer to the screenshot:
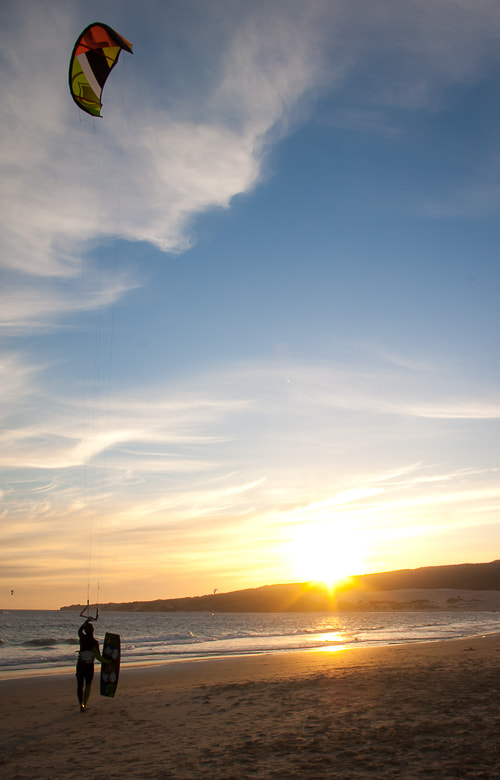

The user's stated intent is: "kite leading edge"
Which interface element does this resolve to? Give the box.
[68,22,133,117]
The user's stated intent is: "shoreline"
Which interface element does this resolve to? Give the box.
[2,632,500,778]
[1,628,499,683]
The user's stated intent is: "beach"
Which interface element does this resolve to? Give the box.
[1,633,499,779]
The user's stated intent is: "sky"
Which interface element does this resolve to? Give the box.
[1,0,500,610]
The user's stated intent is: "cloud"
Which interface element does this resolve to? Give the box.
[0,0,329,283]
[3,0,500,290]
[220,358,500,422]
[0,352,41,401]
[0,350,496,505]
[0,374,248,472]
[0,271,138,333]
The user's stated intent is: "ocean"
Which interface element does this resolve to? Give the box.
[1,609,499,678]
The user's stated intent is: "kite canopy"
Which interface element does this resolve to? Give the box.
[69,22,133,117]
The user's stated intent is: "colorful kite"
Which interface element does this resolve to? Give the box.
[69,22,133,117]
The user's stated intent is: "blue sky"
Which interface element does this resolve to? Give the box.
[1,0,499,609]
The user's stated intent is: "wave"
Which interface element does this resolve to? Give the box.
[22,637,78,648]
[126,631,206,648]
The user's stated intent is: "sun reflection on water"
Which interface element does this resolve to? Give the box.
[312,631,349,652]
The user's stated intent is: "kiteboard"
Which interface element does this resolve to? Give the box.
[100,632,121,697]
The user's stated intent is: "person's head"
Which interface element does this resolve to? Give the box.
[84,621,94,636]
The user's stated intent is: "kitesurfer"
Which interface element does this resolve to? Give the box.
[76,619,107,711]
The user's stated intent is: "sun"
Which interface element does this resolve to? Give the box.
[285,520,366,588]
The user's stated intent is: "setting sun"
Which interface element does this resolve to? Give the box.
[285,520,367,588]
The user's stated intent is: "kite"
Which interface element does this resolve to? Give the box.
[69,22,133,117]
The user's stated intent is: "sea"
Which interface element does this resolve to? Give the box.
[1,609,499,678]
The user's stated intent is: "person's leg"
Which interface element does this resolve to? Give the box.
[82,664,95,709]
[76,664,85,709]
[83,681,92,707]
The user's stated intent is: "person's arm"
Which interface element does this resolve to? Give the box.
[93,643,108,664]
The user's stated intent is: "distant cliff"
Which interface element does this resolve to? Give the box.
[61,559,500,613]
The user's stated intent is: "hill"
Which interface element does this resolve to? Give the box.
[60,560,500,613]
[357,560,500,591]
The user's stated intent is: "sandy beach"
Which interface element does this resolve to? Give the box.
[1,633,500,779]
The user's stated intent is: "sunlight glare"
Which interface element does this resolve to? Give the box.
[286,519,367,588]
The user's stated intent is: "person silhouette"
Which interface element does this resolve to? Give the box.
[76,619,107,711]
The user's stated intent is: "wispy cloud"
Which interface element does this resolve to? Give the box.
[0,271,138,333]
[0,1,329,282]
[0,352,496,507]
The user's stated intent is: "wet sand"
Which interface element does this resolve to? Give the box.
[1,633,500,779]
